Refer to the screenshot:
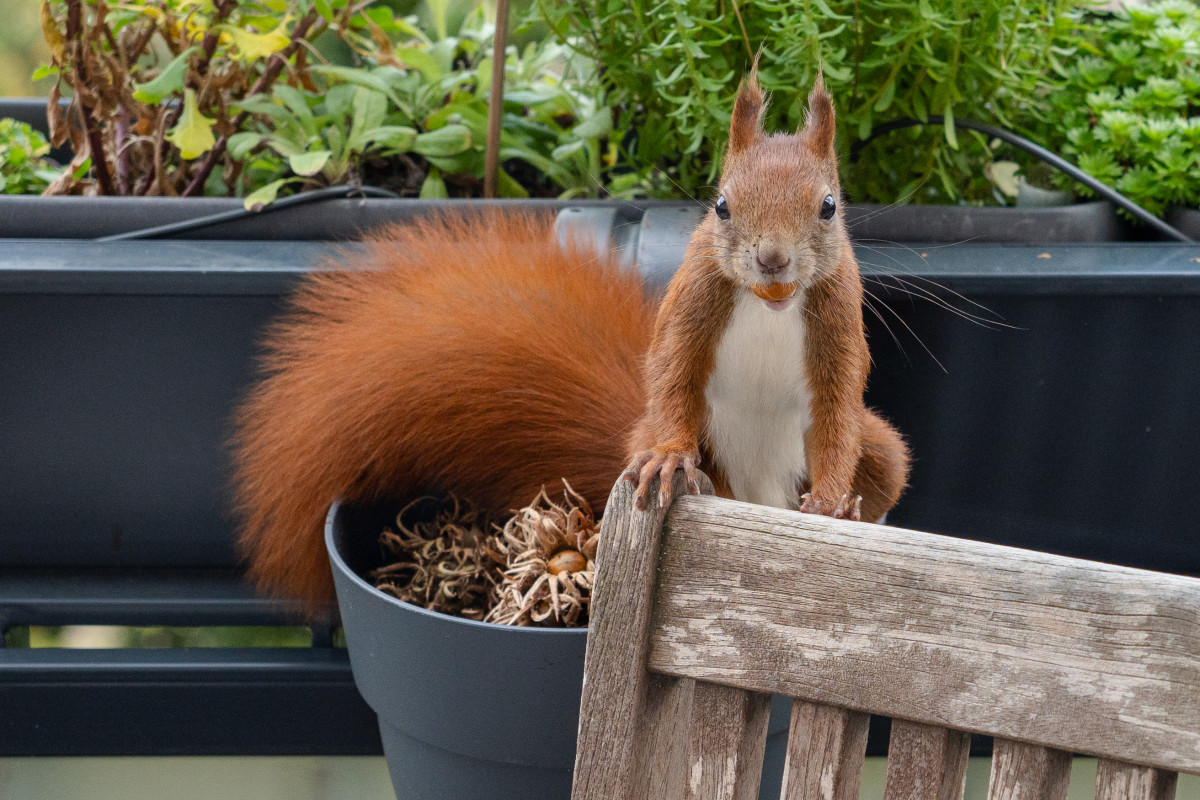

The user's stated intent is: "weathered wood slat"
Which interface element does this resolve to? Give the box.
[647,496,1200,773]
[684,682,771,800]
[1094,758,1178,800]
[631,675,694,800]
[883,719,970,800]
[986,739,1071,800]
[571,472,711,800]
[779,701,869,800]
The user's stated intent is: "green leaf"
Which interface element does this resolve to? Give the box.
[72,157,92,181]
[943,106,958,150]
[166,89,216,160]
[132,47,199,104]
[31,64,60,82]
[311,66,409,116]
[413,124,472,157]
[348,88,388,151]
[288,150,332,177]
[571,109,613,140]
[360,125,417,152]
[496,167,528,198]
[243,178,299,211]
[552,140,585,161]
[227,132,266,159]
[272,85,316,132]
[395,47,442,83]
[419,169,448,198]
[221,23,291,62]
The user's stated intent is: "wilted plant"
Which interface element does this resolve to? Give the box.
[33,0,615,200]
[39,0,331,196]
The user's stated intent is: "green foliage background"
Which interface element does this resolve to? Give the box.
[534,0,1085,203]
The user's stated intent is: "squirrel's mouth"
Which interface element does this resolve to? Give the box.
[752,281,799,311]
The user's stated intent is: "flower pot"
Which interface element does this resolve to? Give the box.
[325,499,793,800]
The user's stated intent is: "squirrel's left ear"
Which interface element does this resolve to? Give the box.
[799,74,836,160]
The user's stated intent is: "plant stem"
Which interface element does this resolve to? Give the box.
[65,0,117,195]
[484,0,510,198]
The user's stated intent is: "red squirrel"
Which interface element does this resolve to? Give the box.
[231,72,909,612]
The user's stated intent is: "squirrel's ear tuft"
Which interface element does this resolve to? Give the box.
[728,61,766,157]
[800,73,836,159]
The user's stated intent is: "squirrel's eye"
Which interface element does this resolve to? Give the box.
[819,194,837,221]
[715,194,730,221]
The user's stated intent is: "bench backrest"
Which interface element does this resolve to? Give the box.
[572,472,1200,800]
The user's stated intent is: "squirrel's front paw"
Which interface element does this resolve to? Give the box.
[621,449,702,511]
[799,492,862,522]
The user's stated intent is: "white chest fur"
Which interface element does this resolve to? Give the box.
[703,292,812,509]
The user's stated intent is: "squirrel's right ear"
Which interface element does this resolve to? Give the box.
[727,64,766,157]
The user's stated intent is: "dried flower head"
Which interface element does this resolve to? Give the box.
[368,482,600,627]
[368,495,497,621]
[484,481,599,627]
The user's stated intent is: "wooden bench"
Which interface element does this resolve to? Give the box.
[573,472,1200,800]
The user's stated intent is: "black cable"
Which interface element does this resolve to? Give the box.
[850,115,1194,243]
[95,184,401,241]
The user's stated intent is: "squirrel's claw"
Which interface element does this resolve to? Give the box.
[623,449,701,511]
[800,492,862,522]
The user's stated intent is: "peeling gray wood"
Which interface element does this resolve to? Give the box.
[647,496,1200,773]
[571,471,712,800]
[986,739,1071,800]
[1095,758,1178,800]
[684,682,772,800]
[883,719,969,800]
[779,700,869,800]
[632,675,695,800]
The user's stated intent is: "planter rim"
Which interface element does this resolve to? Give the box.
[324,498,586,636]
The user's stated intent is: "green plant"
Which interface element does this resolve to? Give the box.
[1035,0,1200,216]
[38,0,337,196]
[534,0,1083,203]
[0,118,60,194]
[228,4,615,201]
[34,0,614,199]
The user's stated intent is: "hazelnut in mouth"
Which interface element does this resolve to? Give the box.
[752,281,799,311]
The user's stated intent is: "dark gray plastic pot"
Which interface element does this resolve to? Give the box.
[325,499,792,800]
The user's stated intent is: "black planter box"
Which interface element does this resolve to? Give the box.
[3,232,1199,576]
[0,95,1129,243]
[0,194,1124,244]
[3,209,1200,762]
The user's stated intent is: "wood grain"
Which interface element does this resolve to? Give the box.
[779,700,869,800]
[883,719,970,800]
[647,495,1200,773]
[684,682,772,800]
[986,739,1070,800]
[1094,758,1178,800]
[631,675,695,800]
[571,471,712,800]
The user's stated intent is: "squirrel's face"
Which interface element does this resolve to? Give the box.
[708,74,849,309]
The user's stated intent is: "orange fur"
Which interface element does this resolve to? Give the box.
[231,213,655,612]
[625,72,910,517]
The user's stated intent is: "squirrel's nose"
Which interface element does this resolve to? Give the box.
[755,248,791,275]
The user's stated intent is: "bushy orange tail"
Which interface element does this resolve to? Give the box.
[230,213,655,612]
